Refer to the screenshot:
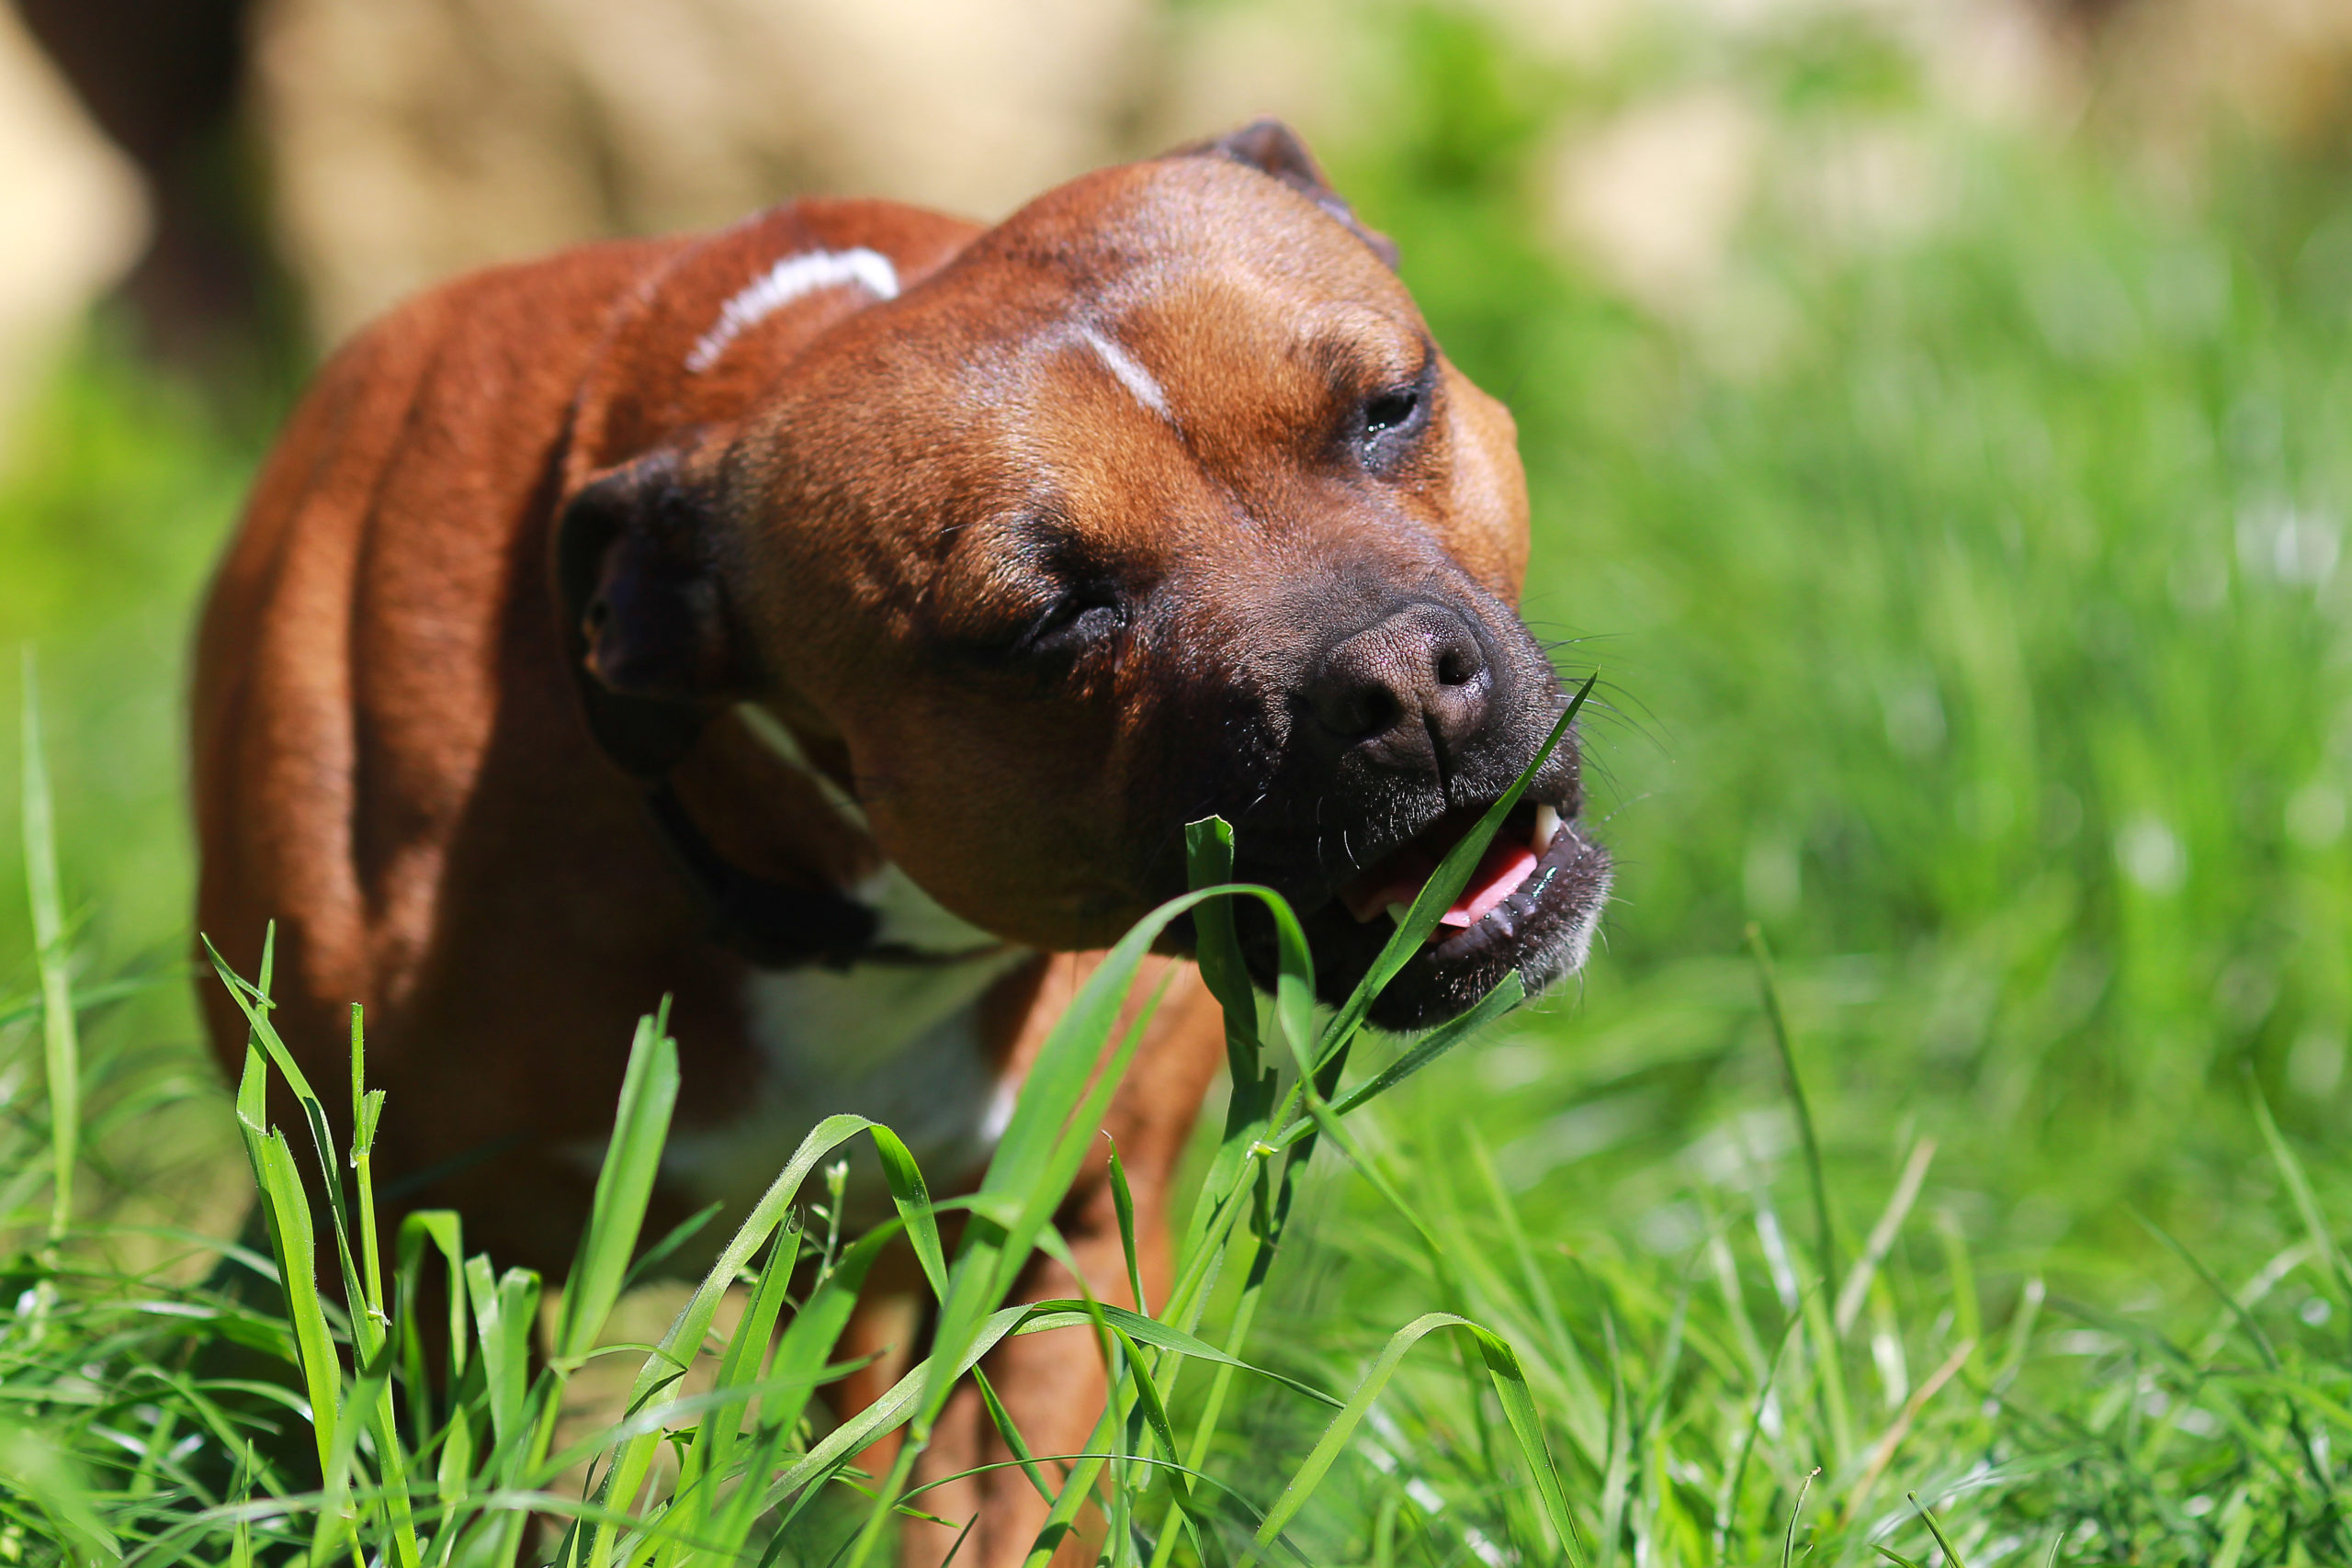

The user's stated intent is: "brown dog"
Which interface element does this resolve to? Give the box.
[191,121,1609,1564]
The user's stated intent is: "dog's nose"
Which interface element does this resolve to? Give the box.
[1304,603,1493,773]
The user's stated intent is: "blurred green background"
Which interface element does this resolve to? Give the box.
[5,0,2352,1556]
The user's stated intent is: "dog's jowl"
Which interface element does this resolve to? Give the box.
[192,120,1608,1566]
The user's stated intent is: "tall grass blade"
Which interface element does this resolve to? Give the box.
[20,649,79,1250]
[1104,1323,1231,1568]
[204,939,375,1328]
[875,1123,950,1299]
[589,1111,890,1563]
[2248,1077,2352,1323]
[466,1256,541,1454]
[556,1014,680,1363]
[1106,1135,1145,1315]
[1597,1309,1629,1568]
[1182,818,1260,1081]
[1836,1137,1937,1337]
[394,1210,467,1441]
[348,1007,385,1323]
[864,955,1185,1568]
[0,1419,120,1566]
[1906,1492,1967,1567]
[675,1214,803,1556]
[2134,1208,2338,1506]
[757,1299,1045,1513]
[1782,1468,1816,1568]
[971,1367,1057,1506]
[1747,924,1837,1298]
[256,1127,346,1488]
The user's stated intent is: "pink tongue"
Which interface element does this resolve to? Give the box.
[1439,839,1539,928]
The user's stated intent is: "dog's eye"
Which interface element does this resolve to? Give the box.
[1354,378,1431,466]
[1363,389,1419,435]
[1017,584,1126,661]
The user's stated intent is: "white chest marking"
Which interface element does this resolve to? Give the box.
[1079,324,1172,423]
[685,247,901,373]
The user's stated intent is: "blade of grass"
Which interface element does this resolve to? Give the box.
[1906,1492,1967,1568]
[203,941,377,1345]
[858,960,1190,1568]
[1836,1137,1937,1337]
[347,1009,385,1331]
[588,1111,897,1567]
[394,1210,466,1447]
[2248,1076,2352,1328]
[1106,1135,1145,1317]
[1782,1468,1817,1568]
[875,1124,950,1301]
[21,649,79,1253]
[1746,925,1837,1301]
[556,1013,680,1365]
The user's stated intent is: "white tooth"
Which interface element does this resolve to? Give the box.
[1532,804,1562,852]
[1386,901,1411,929]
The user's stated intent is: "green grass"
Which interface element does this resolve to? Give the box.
[5,3,2352,1561]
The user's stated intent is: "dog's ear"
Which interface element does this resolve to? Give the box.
[1179,118,1399,270]
[552,434,749,779]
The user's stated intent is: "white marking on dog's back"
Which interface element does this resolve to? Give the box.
[1079,324,1172,423]
[686,247,900,373]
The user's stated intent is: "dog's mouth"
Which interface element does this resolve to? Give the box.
[1334,797,1568,931]
[1225,791,1611,1033]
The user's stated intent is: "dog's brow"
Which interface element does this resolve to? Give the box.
[1075,323,1173,424]
[1305,328,1426,392]
[685,247,900,373]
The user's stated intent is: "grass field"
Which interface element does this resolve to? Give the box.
[4,7,2352,1563]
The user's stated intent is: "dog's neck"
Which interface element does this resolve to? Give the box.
[630,699,1016,971]
[730,702,1009,960]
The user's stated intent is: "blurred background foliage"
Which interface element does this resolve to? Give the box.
[4,0,2352,1555]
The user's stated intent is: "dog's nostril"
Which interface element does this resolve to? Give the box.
[1355,685,1403,737]
[1315,678,1402,740]
[1435,645,1477,687]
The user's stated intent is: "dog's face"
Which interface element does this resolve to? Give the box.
[570,127,1609,1028]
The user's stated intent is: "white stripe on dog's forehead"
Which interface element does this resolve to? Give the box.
[1077,323,1172,423]
[686,247,900,374]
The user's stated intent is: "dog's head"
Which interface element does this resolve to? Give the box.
[560,123,1609,1028]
